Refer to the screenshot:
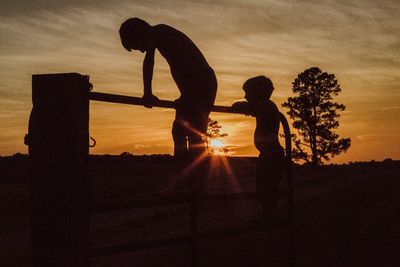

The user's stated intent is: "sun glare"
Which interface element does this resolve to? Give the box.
[210,139,225,149]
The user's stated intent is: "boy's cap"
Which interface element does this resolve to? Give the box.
[119,18,150,51]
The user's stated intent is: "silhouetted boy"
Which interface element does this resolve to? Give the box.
[120,18,217,192]
[231,76,285,224]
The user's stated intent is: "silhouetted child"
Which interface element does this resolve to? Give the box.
[231,76,285,224]
[120,18,217,193]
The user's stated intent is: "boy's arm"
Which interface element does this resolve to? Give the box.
[142,48,159,108]
[143,49,154,96]
[231,101,253,116]
[142,30,159,108]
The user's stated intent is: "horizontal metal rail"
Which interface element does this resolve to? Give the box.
[89,92,242,114]
[92,192,258,213]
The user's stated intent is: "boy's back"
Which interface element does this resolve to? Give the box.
[148,24,216,104]
[152,24,210,73]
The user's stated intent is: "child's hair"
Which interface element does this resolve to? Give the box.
[243,75,274,99]
[119,18,150,51]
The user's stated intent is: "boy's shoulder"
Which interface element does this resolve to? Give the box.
[255,100,280,116]
[263,99,278,109]
[253,99,277,110]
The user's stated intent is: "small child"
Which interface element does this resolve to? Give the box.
[231,76,285,224]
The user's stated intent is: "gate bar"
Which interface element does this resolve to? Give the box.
[89,92,241,114]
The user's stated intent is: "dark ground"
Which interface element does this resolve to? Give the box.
[0,155,399,267]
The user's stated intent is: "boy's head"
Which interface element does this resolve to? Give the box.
[243,75,274,102]
[119,18,151,53]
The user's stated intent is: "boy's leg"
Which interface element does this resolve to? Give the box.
[186,109,210,193]
[184,68,217,193]
[187,67,217,155]
[171,109,191,192]
[173,66,216,157]
[257,157,283,223]
[187,109,209,157]
[172,67,217,194]
[172,116,188,161]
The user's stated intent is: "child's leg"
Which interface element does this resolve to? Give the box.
[187,109,208,156]
[186,109,210,193]
[172,117,188,161]
[171,110,192,191]
[185,68,217,193]
[172,67,216,193]
[257,157,283,222]
[174,67,216,158]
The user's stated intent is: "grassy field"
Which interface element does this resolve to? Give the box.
[1,155,399,266]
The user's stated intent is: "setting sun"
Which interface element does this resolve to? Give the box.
[208,139,228,155]
[210,139,225,149]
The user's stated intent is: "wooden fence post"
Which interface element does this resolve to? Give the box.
[28,73,91,267]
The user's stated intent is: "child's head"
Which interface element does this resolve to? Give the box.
[119,18,151,53]
[243,75,274,102]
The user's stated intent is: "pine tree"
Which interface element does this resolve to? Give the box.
[282,67,351,165]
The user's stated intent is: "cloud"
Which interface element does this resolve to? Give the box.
[380,106,399,111]
[229,144,258,156]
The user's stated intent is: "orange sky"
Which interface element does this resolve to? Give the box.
[0,0,399,163]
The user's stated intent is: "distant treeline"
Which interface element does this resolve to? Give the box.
[1,152,397,166]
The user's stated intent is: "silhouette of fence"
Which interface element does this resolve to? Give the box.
[27,73,294,267]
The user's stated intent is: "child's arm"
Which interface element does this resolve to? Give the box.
[231,101,253,116]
